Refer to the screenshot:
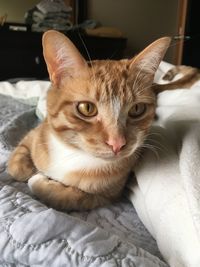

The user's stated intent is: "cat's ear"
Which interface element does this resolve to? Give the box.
[130,37,171,74]
[42,30,87,85]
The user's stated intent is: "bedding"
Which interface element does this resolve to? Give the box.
[129,62,200,267]
[1,61,200,267]
[0,87,166,265]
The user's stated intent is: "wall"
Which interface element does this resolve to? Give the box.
[0,0,180,62]
[87,0,180,62]
[0,0,39,23]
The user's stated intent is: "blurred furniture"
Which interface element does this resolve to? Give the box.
[0,26,127,80]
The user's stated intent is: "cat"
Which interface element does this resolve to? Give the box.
[7,30,171,211]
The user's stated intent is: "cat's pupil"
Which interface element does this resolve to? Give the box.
[135,104,145,115]
[135,104,141,114]
[84,103,93,113]
[86,104,91,112]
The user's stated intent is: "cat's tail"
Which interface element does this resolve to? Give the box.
[154,65,200,94]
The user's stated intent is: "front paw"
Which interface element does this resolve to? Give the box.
[7,153,35,181]
[28,173,48,191]
[28,174,68,209]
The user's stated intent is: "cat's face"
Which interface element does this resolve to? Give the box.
[47,60,156,160]
[43,31,170,161]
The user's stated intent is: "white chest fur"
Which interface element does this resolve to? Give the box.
[45,133,109,185]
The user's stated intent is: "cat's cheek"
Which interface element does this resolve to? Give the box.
[125,128,146,151]
[127,113,155,133]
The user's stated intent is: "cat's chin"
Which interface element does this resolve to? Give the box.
[96,155,116,161]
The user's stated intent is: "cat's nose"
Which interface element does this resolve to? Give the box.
[106,136,126,155]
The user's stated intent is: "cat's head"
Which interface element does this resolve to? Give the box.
[43,30,170,161]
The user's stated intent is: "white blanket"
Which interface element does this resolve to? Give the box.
[129,62,200,267]
[0,80,50,120]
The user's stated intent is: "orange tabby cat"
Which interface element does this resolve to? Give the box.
[7,30,171,211]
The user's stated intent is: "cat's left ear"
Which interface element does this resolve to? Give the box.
[130,37,171,75]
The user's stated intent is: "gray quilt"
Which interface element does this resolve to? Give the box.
[0,94,168,267]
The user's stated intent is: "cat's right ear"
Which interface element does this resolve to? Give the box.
[42,30,87,86]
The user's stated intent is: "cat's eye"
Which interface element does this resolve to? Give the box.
[77,102,98,117]
[128,103,147,118]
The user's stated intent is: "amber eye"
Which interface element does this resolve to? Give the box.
[128,103,146,118]
[77,102,98,117]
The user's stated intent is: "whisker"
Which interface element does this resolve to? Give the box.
[141,82,162,93]
[143,137,170,157]
[132,67,144,93]
[139,144,160,160]
[77,30,98,89]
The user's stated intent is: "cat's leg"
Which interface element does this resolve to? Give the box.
[7,130,36,181]
[28,173,111,211]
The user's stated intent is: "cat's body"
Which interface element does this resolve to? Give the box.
[8,30,171,211]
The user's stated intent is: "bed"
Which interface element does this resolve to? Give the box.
[1,61,200,266]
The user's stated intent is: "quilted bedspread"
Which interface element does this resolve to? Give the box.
[0,92,167,266]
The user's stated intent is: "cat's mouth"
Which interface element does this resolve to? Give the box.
[80,140,140,161]
[90,151,120,161]
[94,153,117,160]
[93,150,132,161]
[99,145,140,161]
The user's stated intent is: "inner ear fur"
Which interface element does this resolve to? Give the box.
[130,37,171,75]
[42,30,87,85]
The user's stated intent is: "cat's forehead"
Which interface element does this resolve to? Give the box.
[90,60,130,93]
[87,59,147,103]
[60,59,154,105]
[90,59,129,79]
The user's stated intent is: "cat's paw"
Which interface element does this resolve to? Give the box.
[7,152,35,181]
[28,173,48,191]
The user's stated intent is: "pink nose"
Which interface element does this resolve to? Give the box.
[106,136,126,155]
